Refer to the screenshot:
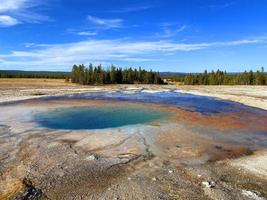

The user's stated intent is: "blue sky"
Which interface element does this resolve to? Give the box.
[0,0,267,72]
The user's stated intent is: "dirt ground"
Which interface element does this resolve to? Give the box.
[0,79,267,200]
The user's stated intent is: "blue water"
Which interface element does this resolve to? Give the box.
[34,106,169,130]
[42,91,266,115]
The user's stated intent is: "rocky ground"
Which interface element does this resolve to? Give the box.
[0,79,266,200]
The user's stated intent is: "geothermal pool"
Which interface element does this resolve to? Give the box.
[29,91,267,149]
[34,106,169,130]
[1,90,267,149]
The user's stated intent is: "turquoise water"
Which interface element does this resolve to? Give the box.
[34,106,169,130]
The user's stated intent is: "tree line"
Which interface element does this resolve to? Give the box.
[69,64,164,85]
[1,66,267,86]
[175,68,266,85]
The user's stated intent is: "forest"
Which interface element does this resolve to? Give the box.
[69,64,164,85]
[172,68,267,85]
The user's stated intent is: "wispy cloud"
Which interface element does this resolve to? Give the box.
[157,24,188,38]
[0,0,51,27]
[0,15,19,26]
[108,4,159,13]
[0,0,27,12]
[87,15,123,29]
[77,31,97,36]
[0,37,264,70]
[23,42,36,48]
[206,1,236,9]
[67,29,98,36]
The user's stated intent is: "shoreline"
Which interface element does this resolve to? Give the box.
[177,88,267,111]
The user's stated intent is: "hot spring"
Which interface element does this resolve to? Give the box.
[34,105,169,130]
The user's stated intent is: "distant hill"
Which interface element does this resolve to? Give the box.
[159,72,187,78]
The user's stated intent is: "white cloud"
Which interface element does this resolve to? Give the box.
[0,0,50,27]
[87,15,123,29]
[206,1,236,9]
[108,4,159,13]
[77,31,97,36]
[0,15,19,26]
[0,0,27,12]
[157,24,188,38]
[0,38,264,70]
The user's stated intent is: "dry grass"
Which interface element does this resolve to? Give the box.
[0,78,76,87]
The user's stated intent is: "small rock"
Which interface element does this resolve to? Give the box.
[85,155,96,161]
[197,174,202,178]
[241,190,265,200]
[214,145,222,150]
[152,177,157,181]
[202,181,215,188]
[168,170,173,174]
[127,177,131,180]
[202,181,210,188]
[210,181,216,188]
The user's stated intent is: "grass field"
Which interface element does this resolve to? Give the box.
[0,78,75,87]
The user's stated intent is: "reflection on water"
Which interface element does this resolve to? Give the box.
[43,91,266,115]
